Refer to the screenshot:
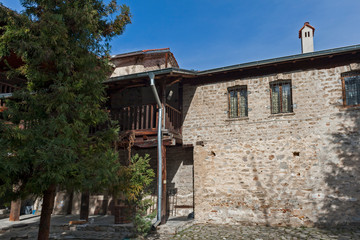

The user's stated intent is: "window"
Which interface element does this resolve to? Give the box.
[228,86,248,118]
[342,72,360,107]
[270,80,293,114]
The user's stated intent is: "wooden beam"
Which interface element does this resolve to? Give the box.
[182,144,194,148]
[167,78,181,87]
[121,129,157,136]
[161,81,166,128]
[80,191,90,221]
[132,138,174,148]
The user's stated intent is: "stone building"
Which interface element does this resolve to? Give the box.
[3,21,360,227]
[102,22,360,226]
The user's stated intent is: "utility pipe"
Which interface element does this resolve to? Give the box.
[149,72,163,228]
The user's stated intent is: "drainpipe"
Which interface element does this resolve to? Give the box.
[149,72,163,229]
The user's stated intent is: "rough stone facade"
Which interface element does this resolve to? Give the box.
[182,63,360,226]
[110,51,178,78]
[53,192,113,216]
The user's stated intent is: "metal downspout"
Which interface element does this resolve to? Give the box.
[149,72,163,228]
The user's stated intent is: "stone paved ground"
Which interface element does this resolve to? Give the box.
[0,215,134,239]
[147,224,360,240]
[2,215,360,239]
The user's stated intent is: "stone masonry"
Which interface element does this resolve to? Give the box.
[110,50,178,78]
[182,63,360,226]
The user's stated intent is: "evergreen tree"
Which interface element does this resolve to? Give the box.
[0,1,131,239]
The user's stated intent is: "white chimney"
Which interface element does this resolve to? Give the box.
[299,22,315,53]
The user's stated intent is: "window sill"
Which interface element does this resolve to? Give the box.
[268,112,295,118]
[226,117,249,122]
[338,105,360,112]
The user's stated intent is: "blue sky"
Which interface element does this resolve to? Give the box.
[2,0,360,70]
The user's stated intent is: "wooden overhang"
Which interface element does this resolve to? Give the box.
[105,69,193,148]
[104,68,195,91]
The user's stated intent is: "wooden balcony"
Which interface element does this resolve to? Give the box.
[111,104,158,132]
[110,103,182,147]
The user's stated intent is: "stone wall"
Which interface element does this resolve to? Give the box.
[53,191,114,215]
[110,53,178,78]
[182,63,360,226]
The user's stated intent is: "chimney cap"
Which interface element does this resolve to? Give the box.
[299,22,315,38]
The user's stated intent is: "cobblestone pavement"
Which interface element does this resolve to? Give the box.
[2,215,360,239]
[147,224,360,240]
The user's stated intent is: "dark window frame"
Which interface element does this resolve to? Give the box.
[342,71,360,108]
[269,80,293,114]
[227,85,248,118]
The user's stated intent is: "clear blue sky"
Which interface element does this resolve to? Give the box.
[2,0,360,70]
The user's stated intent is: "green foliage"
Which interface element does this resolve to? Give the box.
[113,154,155,204]
[0,0,131,201]
[133,198,156,237]
[112,154,155,237]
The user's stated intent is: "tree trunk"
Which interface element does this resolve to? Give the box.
[80,191,89,221]
[9,199,21,221]
[37,184,56,240]
[66,191,74,215]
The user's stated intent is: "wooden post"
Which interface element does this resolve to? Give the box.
[161,81,166,128]
[161,142,167,224]
[66,191,74,215]
[80,191,90,221]
[9,199,21,221]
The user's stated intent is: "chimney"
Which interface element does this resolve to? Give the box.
[299,22,315,53]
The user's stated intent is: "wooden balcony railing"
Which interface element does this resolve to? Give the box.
[165,104,181,133]
[110,103,182,133]
[111,104,158,131]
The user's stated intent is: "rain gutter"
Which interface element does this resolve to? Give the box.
[149,72,163,228]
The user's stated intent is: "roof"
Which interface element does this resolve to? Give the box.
[198,44,360,75]
[299,22,315,38]
[105,43,360,84]
[111,48,171,59]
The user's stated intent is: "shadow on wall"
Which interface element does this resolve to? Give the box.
[181,84,196,128]
[317,108,360,226]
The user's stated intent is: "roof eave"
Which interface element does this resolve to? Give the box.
[105,44,360,84]
[111,48,171,59]
[104,68,197,84]
[198,44,360,76]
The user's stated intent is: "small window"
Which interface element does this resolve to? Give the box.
[342,72,360,107]
[270,80,293,114]
[228,86,248,118]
